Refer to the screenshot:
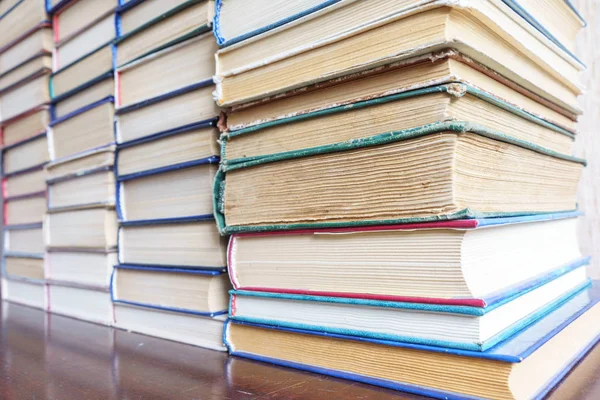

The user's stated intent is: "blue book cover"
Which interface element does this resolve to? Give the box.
[225,281,600,400]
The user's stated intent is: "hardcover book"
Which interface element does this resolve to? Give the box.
[229,258,589,351]
[2,133,48,175]
[3,254,45,281]
[3,192,46,225]
[3,165,45,198]
[45,249,117,288]
[1,276,45,309]
[215,1,583,113]
[47,168,115,211]
[0,0,48,50]
[0,73,50,121]
[0,53,52,93]
[225,281,600,400]
[52,0,117,45]
[0,23,52,76]
[112,265,231,316]
[46,280,113,325]
[3,223,44,255]
[0,106,50,146]
[45,206,118,251]
[45,144,115,182]
[52,76,114,120]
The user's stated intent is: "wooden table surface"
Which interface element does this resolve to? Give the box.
[1,302,600,400]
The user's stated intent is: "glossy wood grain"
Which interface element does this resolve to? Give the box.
[0,302,599,399]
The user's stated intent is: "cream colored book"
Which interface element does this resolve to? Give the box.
[48,170,115,210]
[116,33,216,109]
[0,73,50,121]
[118,164,216,222]
[115,84,218,143]
[49,99,114,160]
[0,25,52,76]
[4,224,45,255]
[47,282,113,326]
[215,1,584,113]
[4,167,45,198]
[2,134,49,175]
[4,195,46,225]
[46,250,117,288]
[45,145,115,181]
[0,0,47,50]
[218,129,584,232]
[0,107,50,146]
[54,13,115,70]
[117,125,218,176]
[113,304,227,350]
[112,266,231,314]
[1,277,45,310]
[54,0,116,44]
[45,207,118,250]
[52,44,113,99]
[53,77,114,119]
[115,0,213,67]
[4,256,44,280]
[0,55,52,92]
[118,221,227,269]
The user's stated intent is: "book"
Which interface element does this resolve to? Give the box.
[4,193,46,225]
[112,265,231,316]
[45,144,115,181]
[3,254,44,280]
[214,0,585,54]
[3,165,45,197]
[45,206,118,250]
[52,76,114,119]
[47,169,115,211]
[3,223,44,255]
[1,276,45,309]
[216,126,584,233]
[115,0,213,67]
[0,53,52,92]
[116,121,219,177]
[222,84,576,159]
[50,43,113,100]
[118,220,227,269]
[117,161,217,223]
[225,281,600,400]
[0,73,50,121]
[2,132,48,174]
[53,12,115,70]
[49,98,115,160]
[0,23,52,76]
[52,0,117,44]
[115,33,216,109]
[115,83,218,144]
[0,0,48,50]
[113,303,227,350]
[0,106,50,146]
[214,1,583,113]
[225,51,577,132]
[46,281,113,325]
[228,214,583,301]
[229,258,589,351]
[45,249,117,288]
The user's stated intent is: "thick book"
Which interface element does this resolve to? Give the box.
[47,167,115,211]
[0,106,50,147]
[45,144,115,181]
[0,22,52,76]
[46,280,113,325]
[115,33,216,109]
[3,222,44,255]
[3,192,46,226]
[222,83,576,160]
[114,0,213,67]
[225,51,577,133]
[227,213,583,303]
[51,75,114,120]
[114,82,219,144]
[225,281,600,400]
[113,303,227,351]
[111,265,231,316]
[1,132,48,175]
[1,276,45,310]
[229,258,589,351]
[215,122,585,233]
[0,0,48,51]
[0,53,51,93]
[45,206,118,251]
[3,164,45,198]
[48,97,115,161]
[52,0,117,45]
[0,72,50,122]
[46,248,117,289]
[3,254,45,281]
[214,1,584,114]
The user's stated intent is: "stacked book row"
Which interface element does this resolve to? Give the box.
[213,1,600,399]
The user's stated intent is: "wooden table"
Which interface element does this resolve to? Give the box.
[1,302,599,400]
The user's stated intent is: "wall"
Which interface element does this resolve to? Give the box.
[573,0,600,278]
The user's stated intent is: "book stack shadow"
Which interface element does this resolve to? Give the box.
[213,1,600,398]
[110,0,230,351]
[0,0,52,309]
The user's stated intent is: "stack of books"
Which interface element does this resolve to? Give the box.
[109,0,230,351]
[0,0,52,309]
[214,1,600,398]
[43,0,119,325]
